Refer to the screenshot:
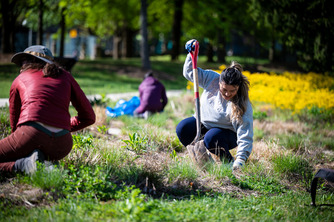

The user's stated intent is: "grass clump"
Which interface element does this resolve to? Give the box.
[271,153,313,188]
[167,155,198,183]
[26,163,63,191]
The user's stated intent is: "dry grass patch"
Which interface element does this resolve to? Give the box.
[254,119,307,135]
[0,181,47,207]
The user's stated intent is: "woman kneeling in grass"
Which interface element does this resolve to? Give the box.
[0,45,95,174]
[176,39,253,170]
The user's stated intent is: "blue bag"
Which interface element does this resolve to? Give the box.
[106,96,140,117]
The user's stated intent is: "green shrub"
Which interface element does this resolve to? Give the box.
[297,106,334,127]
[253,110,268,121]
[96,125,108,134]
[243,163,286,194]
[116,188,157,221]
[62,164,117,200]
[207,161,232,180]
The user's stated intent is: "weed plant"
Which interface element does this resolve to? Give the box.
[123,132,148,154]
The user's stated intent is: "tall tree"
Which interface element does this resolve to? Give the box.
[147,0,174,55]
[24,0,63,47]
[182,0,235,63]
[170,0,184,61]
[59,6,66,57]
[248,0,287,62]
[67,0,140,59]
[251,0,334,72]
[140,0,151,69]
[0,0,27,53]
[37,0,44,45]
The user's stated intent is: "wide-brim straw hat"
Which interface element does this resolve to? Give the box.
[11,45,54,66]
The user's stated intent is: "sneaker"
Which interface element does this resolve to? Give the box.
[144,111,152,120]
[13,149,45,174]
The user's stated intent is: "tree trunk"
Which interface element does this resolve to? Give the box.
[206,42,214,63]
[0,0,17,53]
[140,0,151,69]
[59,7,66,57]
[171,0,184,61]
[217,31,226,64]
[113,34,121,59]
[268,38,275,63]
[122,26,135,58]
[37,0,44,45]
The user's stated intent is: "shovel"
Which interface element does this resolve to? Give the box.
[187,40,201,145]
[185,41,221,166]
[185,40,212,165]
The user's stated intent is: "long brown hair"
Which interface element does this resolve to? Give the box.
[20,58,62,77]
[219,61,250,123]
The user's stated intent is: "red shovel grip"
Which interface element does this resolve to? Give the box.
[189,41,199,70]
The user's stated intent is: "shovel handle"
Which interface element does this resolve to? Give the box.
[189,41,201,144]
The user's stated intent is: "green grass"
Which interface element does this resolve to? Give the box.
[0,58,333,221]
[1,190,333,221]
[1,98,333,221]
[0,64,19,98]
[0,55,268,98]
[0,57,187,98]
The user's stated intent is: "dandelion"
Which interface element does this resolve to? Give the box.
[187,81,194,91]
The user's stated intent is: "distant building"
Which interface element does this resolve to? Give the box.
[14,27,97,60]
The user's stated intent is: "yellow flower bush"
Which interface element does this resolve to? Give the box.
[187,67,334,113]
[243,71,334,112]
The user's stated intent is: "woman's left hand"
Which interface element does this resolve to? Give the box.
[232,158,245,171]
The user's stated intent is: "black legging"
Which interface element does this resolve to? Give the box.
[176,116,237,161]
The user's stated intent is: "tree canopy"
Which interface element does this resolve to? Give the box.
[1,0,333,72]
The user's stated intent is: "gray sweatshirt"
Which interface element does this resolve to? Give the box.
[183,54,253,161]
